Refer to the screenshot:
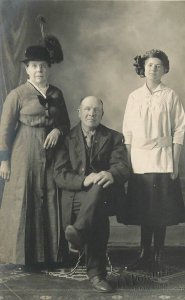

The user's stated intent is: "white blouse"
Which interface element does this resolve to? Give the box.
[122,83,185,174]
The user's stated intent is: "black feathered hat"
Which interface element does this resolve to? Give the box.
[21,15,63,65]
[21,45,51,64]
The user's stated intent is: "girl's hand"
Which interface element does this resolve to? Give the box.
[43,128,61,149]
[0,161,11,181]
[170,163,179,180]
[170,144,182,180]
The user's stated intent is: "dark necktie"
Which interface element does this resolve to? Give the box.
[86,132,94,148]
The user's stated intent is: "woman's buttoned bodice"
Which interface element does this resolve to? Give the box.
[0,82,70,160]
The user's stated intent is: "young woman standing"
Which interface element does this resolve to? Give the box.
[123,49,185,272]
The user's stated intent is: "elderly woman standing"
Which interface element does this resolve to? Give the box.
[0,45,70,269]
[123,49,185,272]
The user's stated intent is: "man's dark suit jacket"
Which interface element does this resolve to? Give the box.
[54,123,130,228]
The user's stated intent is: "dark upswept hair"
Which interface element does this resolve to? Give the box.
[133,49,170,77]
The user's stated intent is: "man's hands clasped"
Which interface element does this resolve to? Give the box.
[83,171,114,188]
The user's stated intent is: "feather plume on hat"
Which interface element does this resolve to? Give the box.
[43,34,63,63]
[36,15,63,64]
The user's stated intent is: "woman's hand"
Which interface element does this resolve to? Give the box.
[0,161,11,181]
[43,128,61,149]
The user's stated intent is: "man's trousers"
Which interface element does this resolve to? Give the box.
[71,184,110,279]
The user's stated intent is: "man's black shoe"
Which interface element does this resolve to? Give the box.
[90,275,115,293]
[65,225,83,250]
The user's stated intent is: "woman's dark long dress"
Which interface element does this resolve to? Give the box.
[0,82,70,265]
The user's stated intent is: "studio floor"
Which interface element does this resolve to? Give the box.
[1,247,185,300]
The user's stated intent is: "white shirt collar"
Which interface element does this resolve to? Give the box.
[81,125,96,137]
[143,82,167,94]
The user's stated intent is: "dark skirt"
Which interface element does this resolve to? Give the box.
[124,173,185,226]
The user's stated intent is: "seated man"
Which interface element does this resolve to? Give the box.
[54,96,129,293]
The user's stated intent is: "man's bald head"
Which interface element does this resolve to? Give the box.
[80,96,103,110]
[78,96,104,131]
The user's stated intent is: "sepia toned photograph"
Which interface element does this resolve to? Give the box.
[0,0,185,299]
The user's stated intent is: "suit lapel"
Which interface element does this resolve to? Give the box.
[91,125,109,163]
[71,123,87,170]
